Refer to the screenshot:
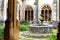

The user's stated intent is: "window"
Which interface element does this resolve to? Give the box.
[25,6,33,22]
[41,5,52,22]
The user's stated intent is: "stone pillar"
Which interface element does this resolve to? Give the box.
[22,0,25,20]
[53,0,57,21]
[16,3,20,21]
[33,5,38,25]
[4,0,19,40]
[2,0,7,26]
[59,0,60,21]
[57,0,60,40]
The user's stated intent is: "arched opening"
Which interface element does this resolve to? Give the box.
[41,5,52,22]
[25,6,33,22]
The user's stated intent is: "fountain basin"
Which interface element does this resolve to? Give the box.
[20,24,53,38]
[29,24,53,34]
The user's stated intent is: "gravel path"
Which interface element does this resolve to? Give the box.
[19,32,48,40]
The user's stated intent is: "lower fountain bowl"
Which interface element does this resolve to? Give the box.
[29,24,53,34]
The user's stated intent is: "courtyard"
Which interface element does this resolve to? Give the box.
[0,23,57,40]
[0,0,60,40]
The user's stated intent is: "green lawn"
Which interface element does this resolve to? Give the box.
[0,26,4,29]
[0,26,4,40]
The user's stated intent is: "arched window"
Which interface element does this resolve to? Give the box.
[25,6,33,22]
[41,5,52,22]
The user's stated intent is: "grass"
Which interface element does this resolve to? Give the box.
[52,29,58,33]
[0,25,4,40]
[0,26,4,29]
[47,29,57,40]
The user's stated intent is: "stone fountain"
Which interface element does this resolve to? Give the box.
[28,20,53,37]
[28,8,53,37]
[29,19,53,34]
[29,0,53,34]
[21,0,53,37]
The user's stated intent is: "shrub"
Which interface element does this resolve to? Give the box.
[20,20,29,25]
[19,24,29,31]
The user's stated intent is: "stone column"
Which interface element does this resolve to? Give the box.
[2,0,7,26]
[59,0,60,21]
[22,0,25,20]
[4,0,19,40]
[57,0,60,40]
[53,0,57,21]
[33,5,38,25]
[16,3,20,21]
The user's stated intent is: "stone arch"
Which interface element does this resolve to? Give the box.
[25,5,33,22]
[41,4,52,22]
[24,5,34,10]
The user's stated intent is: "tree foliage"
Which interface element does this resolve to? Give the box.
[34,0,38,5]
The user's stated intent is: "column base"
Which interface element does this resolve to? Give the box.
[4,19,19,40]
[4,19,13,40]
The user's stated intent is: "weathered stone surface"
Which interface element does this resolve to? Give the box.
[29,25,53,34]
[33,5,38,25]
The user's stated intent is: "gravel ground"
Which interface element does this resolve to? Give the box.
[19,29,57,40]
[19,32,48,40]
